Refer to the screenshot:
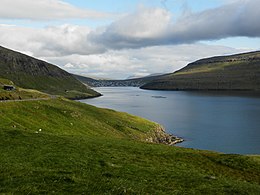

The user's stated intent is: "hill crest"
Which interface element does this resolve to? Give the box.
[141,51,260,91]
[0,46,100,99]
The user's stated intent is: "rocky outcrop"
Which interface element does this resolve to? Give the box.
[147,125,184,146]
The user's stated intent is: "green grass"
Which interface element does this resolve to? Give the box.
[0,88,50,100]
[173,51,260,77]
[0,73,100,99]
[0,99,259,194]
[0,77,99,101]
[174,61,242,76]
[0,78,14,86]
[0,78,50,100]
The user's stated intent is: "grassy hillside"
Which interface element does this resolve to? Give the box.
[0,78,50,100]
[0,46,100,99]
[141,51,260,91]
[0,99,259,194]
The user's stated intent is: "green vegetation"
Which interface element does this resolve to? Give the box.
[0,87,50,100]
[174,61,242,76]
[0,47,259,194]
[0,78,50,100]
[141,51,260,91]
[0,99,259,194]
[0,78,14,86]
[0,46,100,99]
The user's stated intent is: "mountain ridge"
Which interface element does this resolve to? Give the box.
[0,46,100,99]
[141,51,260,91]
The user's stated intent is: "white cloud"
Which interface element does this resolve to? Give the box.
[0,23,252,79]
[0,24,105,56]
[0,0,258,79]
[0,0,110,20]
[0,1,259,57]
[90,0,260,50]
[105,7,171,39]
[43,44,247,79]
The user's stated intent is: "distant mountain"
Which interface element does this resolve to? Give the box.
[73,74,165,87]
[126,73,164,80]
[141,51,260,91]
[126,75,143,80]
[0,46,100,99]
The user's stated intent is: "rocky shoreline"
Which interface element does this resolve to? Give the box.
[147,125,184,146]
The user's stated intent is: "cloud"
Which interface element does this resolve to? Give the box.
[43,44,246,79]
[89,7,171,50]
[0,24,251,79]
[0,24,105,56]
[0,0,259,57]
[168,0,260,42]
[0,0,110,20]
[0,0,258,79]
[90,0,260,50]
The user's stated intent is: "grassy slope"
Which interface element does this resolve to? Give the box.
[0,46,100,99]
[0,99,259,194]
[0,78,50,100]
[141,51,260,91]
[0,78,13,85]
[0,88,50,100]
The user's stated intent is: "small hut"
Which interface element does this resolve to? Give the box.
[3,85,16,91]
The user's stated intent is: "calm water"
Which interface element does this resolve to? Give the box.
[80,87,260,154]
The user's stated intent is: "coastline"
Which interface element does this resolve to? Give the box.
[147,125,184,146]
[69,92,102,100]
[77,89,184,146]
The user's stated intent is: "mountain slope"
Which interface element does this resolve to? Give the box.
[0,46,100,99]
[0,98,260,194]
[141,51,260,91]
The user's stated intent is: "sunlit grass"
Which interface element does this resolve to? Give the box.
[174,61,242,75]
[0,99,259,194]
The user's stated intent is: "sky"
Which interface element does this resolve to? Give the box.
[0,0,259,79]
